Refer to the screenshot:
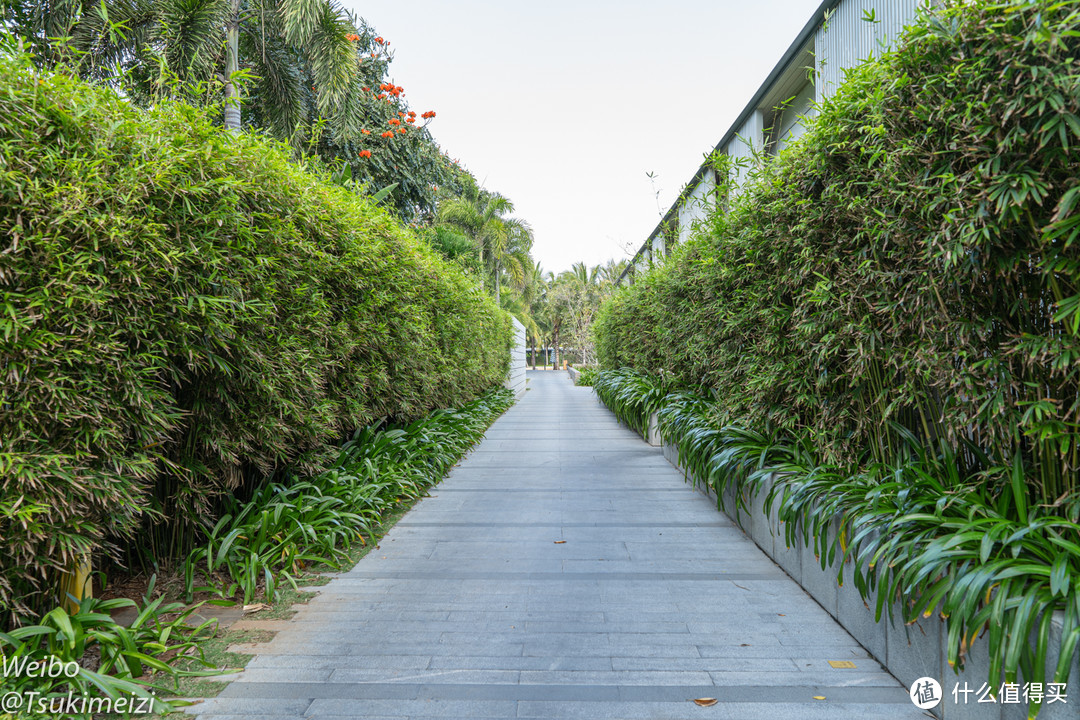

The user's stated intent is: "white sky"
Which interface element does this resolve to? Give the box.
[346,0,821,274]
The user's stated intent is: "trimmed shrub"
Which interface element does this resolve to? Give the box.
[0,52,511,620]
[595,0,1080,493]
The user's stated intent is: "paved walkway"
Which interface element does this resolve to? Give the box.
[191,370,926,719]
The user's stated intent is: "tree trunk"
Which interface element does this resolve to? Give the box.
[224,0,242,132]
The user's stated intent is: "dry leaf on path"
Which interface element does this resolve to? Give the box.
[553,540,566,544]
[692,698,718,706]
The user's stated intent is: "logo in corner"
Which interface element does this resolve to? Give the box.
[910,676,943,709]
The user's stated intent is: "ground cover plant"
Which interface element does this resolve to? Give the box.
[0,581,219,717]
[0,44,513,626]
[593,0,1080,714]
[182,389,515,604]
[572,366,601,387]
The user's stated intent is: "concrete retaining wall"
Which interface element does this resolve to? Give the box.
[654,413,1079,720]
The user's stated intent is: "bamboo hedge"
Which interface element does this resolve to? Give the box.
[0,50,512,621]
[595,0,1080,505]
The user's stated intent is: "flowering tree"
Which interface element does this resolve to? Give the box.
[3,1,457,219]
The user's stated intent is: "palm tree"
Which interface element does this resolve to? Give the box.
[545,262,617,366]
[492,217,534,305]
[6,0,360,140]
[567,261,600,287]
[437,183,533,303]
[598,259,629,287]
[517,260,548,368]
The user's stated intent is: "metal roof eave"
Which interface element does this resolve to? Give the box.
[618,0,842,285]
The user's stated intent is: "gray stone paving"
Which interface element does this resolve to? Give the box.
[190,370,928,719]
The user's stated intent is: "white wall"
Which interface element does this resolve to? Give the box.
[727,110,765,194]
[773,79,816,153]
[815,0,923,100]
[627,0,922,274]
[504,317,527,398]
[677,172,717,245]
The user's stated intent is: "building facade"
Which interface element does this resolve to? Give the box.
[619,0,925,285]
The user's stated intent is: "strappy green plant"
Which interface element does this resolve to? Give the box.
[592,368,672,438]
[182,389,515,603]
[0,580,220,718]
[597,374,1080,718]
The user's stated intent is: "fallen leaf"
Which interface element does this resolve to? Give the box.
[739,643,751,647]
[242,603,271,614]
[777,613,785,616]
[553,540,566,544]
[693,698,718,707]
[813,696,826,700]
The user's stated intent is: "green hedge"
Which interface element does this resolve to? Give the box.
[0,52,511,620]
[595,0,1080,496]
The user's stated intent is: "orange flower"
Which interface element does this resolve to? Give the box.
[388,118,401,126]
[421,110,436,119]
[398,112,406,117]
[358,149,372,158]
[362,86,370,91]
[361,129,371,135]
[377,93,387,99]
[407,111,416,117]
[398,128,406,134]
[381,131,394,138]
[375,36,384,44]
[406,117,416,124]
[345,33,360,42]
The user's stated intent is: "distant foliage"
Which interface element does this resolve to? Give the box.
[0,54,512,621]
[595,0,1080,502]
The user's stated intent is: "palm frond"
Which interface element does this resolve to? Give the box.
[158,0,229,83]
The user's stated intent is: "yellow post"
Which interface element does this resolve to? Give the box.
[61,551,92,613]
